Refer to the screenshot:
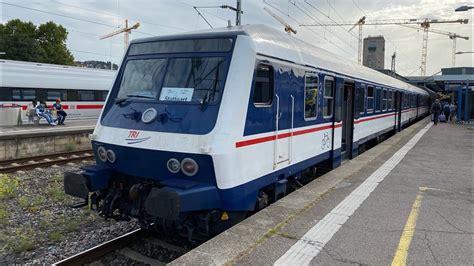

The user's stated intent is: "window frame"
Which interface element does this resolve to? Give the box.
[304,72,319,121]
[375,87,382,112]
[323,76,335,118]
[252,63,274,107]
[367,85,374,113]
[77,90,96,101]
[357,84,366,115]
[389,90,394,111]
[382,88,388,111]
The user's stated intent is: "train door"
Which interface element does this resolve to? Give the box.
[341,81,354,160]
[273,66,292,169]
[395,91,402,131]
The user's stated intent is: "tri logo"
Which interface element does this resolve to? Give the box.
[125,130,151,144]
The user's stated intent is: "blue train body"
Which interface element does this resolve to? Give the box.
[64,25,430,235]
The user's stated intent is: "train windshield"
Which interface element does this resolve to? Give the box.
[117,57,227,103]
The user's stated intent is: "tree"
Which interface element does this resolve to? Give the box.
[0,19,74,65]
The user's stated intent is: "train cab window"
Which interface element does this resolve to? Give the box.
[367,86,374,113]
[253,64,274,106]
[382,89,388,111]
[375,88,382,112]
[323,78,334,118]
[47,90,67,101]
[304,73,318,119]
[78,90,95,101]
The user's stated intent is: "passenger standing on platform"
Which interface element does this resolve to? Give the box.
[36,100,56,126]
[53,98,67,125]
[27,100,37,123]
[443,102,450,122]
[430,99,441,125]
[449,103,456,122]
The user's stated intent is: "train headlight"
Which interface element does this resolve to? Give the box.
[167,158,180,173]
[106,149,116,163]
[181,158,198,176]
[97,146,107,162]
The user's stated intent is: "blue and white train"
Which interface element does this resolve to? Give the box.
[64,25,430,236]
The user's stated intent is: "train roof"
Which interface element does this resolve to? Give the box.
[133,24,428,95]
[0,60,116,91]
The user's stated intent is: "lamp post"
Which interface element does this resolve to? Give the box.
[455,51,474,54]
[455,6,473,12]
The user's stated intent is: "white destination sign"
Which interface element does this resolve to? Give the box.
[159,87,194,102]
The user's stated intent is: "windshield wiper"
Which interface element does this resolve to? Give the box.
[115,94,155,104]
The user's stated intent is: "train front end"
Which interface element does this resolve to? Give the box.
[64,32,248,235]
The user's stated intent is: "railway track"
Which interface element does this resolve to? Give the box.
[0,150,94,173]
[54,228,192,265]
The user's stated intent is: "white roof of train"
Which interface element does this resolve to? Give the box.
[0,59,116,91]
[242,25,428,95]
[136,24,428,95]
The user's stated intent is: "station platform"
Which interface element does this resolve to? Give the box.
[0,118,96,139]
[0,119,96,160]
[172,118,473,265]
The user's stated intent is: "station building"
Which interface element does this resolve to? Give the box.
[407,67,474,122]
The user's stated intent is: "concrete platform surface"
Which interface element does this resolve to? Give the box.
[171,119,473,265]
[0,118,96,139]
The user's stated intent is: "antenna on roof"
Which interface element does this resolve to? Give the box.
[263,7,297,35]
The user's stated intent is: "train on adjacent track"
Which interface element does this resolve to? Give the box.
[64,25,430,238]
[0,59,115,120]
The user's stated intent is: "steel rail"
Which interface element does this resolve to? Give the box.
[0,150,94,173]
[53,228,144,266]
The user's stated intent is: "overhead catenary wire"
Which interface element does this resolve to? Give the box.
[304,0,359,39]
[348,0,428,74]
[51,0,188,31]
[263,1,355,59]
[1,2,156,37]
[194,6,214,29]
[286,1,358,58]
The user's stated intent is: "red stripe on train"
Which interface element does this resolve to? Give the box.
[236,124,336,148]
[20,104,102,110]
[76,104,104,109]
[235,108,417,148]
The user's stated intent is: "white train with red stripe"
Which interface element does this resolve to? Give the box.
[0,59,115,120]
[64,25,430,238]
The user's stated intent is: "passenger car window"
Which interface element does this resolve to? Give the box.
[357,85,365,115]
[367,86,374,112]
[382,89,388,111]
[323,79,334,118]
[375,88,382,112]
[47,90,67,101]
[304,73,318,119]
[253,64,274,106]
[78,91,95,101]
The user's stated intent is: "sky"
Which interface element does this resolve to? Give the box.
[0,0,472,76]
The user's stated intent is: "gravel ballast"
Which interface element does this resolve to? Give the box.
[0,162,139,264]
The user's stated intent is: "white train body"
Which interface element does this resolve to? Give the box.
[64,25,429,233]
[0,60,115,120]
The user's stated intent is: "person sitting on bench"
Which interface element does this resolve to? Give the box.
[53,98,67,125]
[36,100,56,126]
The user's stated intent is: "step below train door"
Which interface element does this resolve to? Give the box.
[341,81,355,160]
